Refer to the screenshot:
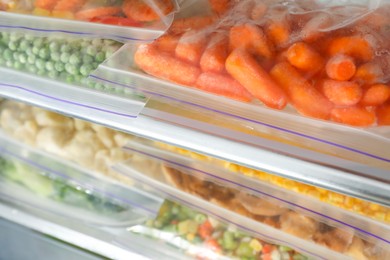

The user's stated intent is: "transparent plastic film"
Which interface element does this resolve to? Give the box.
[113,160,350,260]
[0,131,161,226]
[0,0,180,41]
[119,138,390,258]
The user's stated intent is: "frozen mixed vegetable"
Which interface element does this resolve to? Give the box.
[134,0,390,127]
[131,199,309,260]
[0,156,128,215]
[1,0,174,26]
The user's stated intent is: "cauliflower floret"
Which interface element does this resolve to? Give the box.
[36,127,73,157]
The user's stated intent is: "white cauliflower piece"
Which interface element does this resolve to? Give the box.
[35,110,74,129]
[36,127,72,157]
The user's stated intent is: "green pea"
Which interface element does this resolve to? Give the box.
[26,64,37,74]
[39,48,50,60]
[24,34,35,41]
[32,46,40,55]
[9,33,22,42]
[25,47,34,56]
[103,39,116,45]
[12,52,19,61]
[33,38,44,48]
[27,54,36,65]
[8,41,19,51]
[82,54,94,64]
[3,49,13,61]
[35,59,46,70]
[69,53,81,65]
[50,52,60,62]
[60,44,71,53]
[194,214,207,224]
[236,242,254,257]
[47,70,59,79]
[5,60,13,68]
[37,69,46,77]
[65,63,79,75]
[69,41,81,51]
[73,74,82,83]
[55,62,65,72]
[86,46,97,56]
[0,57,5,65]
[95,51,106,63]
[60,52,70,63]
[94,83,104,90]
[13,61,23,70]
[65,74,74,84]
[45,61,55,71]
[18,53,27,64]
[80,64,93,76]
[49,41,60,52]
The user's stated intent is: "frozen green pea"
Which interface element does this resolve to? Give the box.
[236,242,254,257]
[86,46,97,56]
[25,47,34,56]
[65,74,75,84]
[18,53,27,64]
[26,64,37,74]
[13,61,23,70]
[82,54,94,64]
[32,46,40,55]
[94,83,104,90]
[39,48,50,59]
[49,41,60,52]
[60,52,70,63]
[35,59,46,70]
[95,51,105,63]
[12,52,19,60]
[3,49,13,61]
[50,52,61,62]
[69,41,81,50]
[92,39,103,46]
[5,60,13,68]
[8,41,19,51]
[65,63,79,75]
[37,69,46,77]
[80,64,93,76]
[19,40,31,51]
[79,77,90,86]
[69,53,81,65]
[0,57,5,65]
[24,34,35,41]
[55,62,65,72]
[0,45,5,53]
[45,61,55,71]
[60,44,71,53]
[27,54,36,64]
[33,38,44,47]
[73,74,83,83]
[47,70,59,79]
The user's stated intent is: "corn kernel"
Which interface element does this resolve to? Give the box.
[186,233,195,242]
[33,8,51,16]
[369,203,380,211]
[249,239,263,252]
[374,212,386,221]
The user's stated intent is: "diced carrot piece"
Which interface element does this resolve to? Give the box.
[287,42,324,73]
[331,106,376,126]
[34,0,57,10]
[54,0,86,12]
[134,44,201,86]
[122,0,174,22]
[75,6,121,20]
[154,34,180,53]
[229,23,274,59]
[195,72,253,102]
[326,54,356,81]
[321,79,362,106]
[354,62,384,85]
[266,19,290,48]
[226,48,287,109]
[270,62,334,119]
[251,3,267,20]
[175,30,207,65]
[360,84,390,106]
[327,36,374,62]
[301,13,332,42]
[169,16,216,34]
[208,0,231,15]
[199,33,228,73]
[377,103,390,125]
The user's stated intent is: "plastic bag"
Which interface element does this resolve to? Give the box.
[0,0,180,41]
[131,0,390,127]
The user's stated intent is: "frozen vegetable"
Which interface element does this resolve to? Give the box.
[0,100,134,184]
[131,199,309,260]
[2,0,174,25]
[0,156,128,215]
[134,0,390,127]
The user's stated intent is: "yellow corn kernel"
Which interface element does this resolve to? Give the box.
[186,233,195,242]
[33,8,51,16]
[51,11,74,19]
[386,213,390,222]
[374,212,386,221]
[249,239,263,252]
[369,203,380,211]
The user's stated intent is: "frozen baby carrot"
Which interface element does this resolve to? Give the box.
[209,0,231,15]
[75,6,121,20]
[377,103,390,125]
[175,30,208,65]
[229,23,274,59]
[54,0,86,12]
[360,84,390,106]
[325,54,356,81]
[266,19,290,48]
[270,62,334,119]
[331,106,376,126]
[169,16,216,34]
[135,44,201,86]
[327,36,373,62]
[287,42,324,73]
[225,48,287,109]
[35,0,57,10]
[301,13,332,42]
[354,62,384,85]
[200,33,228,73]
[321,79,362,106]
[154,34,180,53]
[195,72,253,102]
[122,0,174,22]
[251,3,267,20]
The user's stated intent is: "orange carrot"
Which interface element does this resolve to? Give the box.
[134,44,201,86]
[208,0,231,15]
[377,103,390,125]
[301,13,332,42]
[154,34,180,53]
[195,72,253,102]
[122,0,174,22]
[200,33,228,73]
[54,0,86,12]
[287,42,324,73]
[270,62,334,119]
[354,62,384,85]
[175,30,207,65]
[225,48,287,109]
[169,16,216,34]
[321,79,362,106]
[265,19,290,48]
[331,106,376,126]
[34,0,57,10]
[325,54,356,81]
[75,6,121,20]
[229,23,274,59]
[360,84,390,106]
[327,36,373,62]
[251,3,267,20]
